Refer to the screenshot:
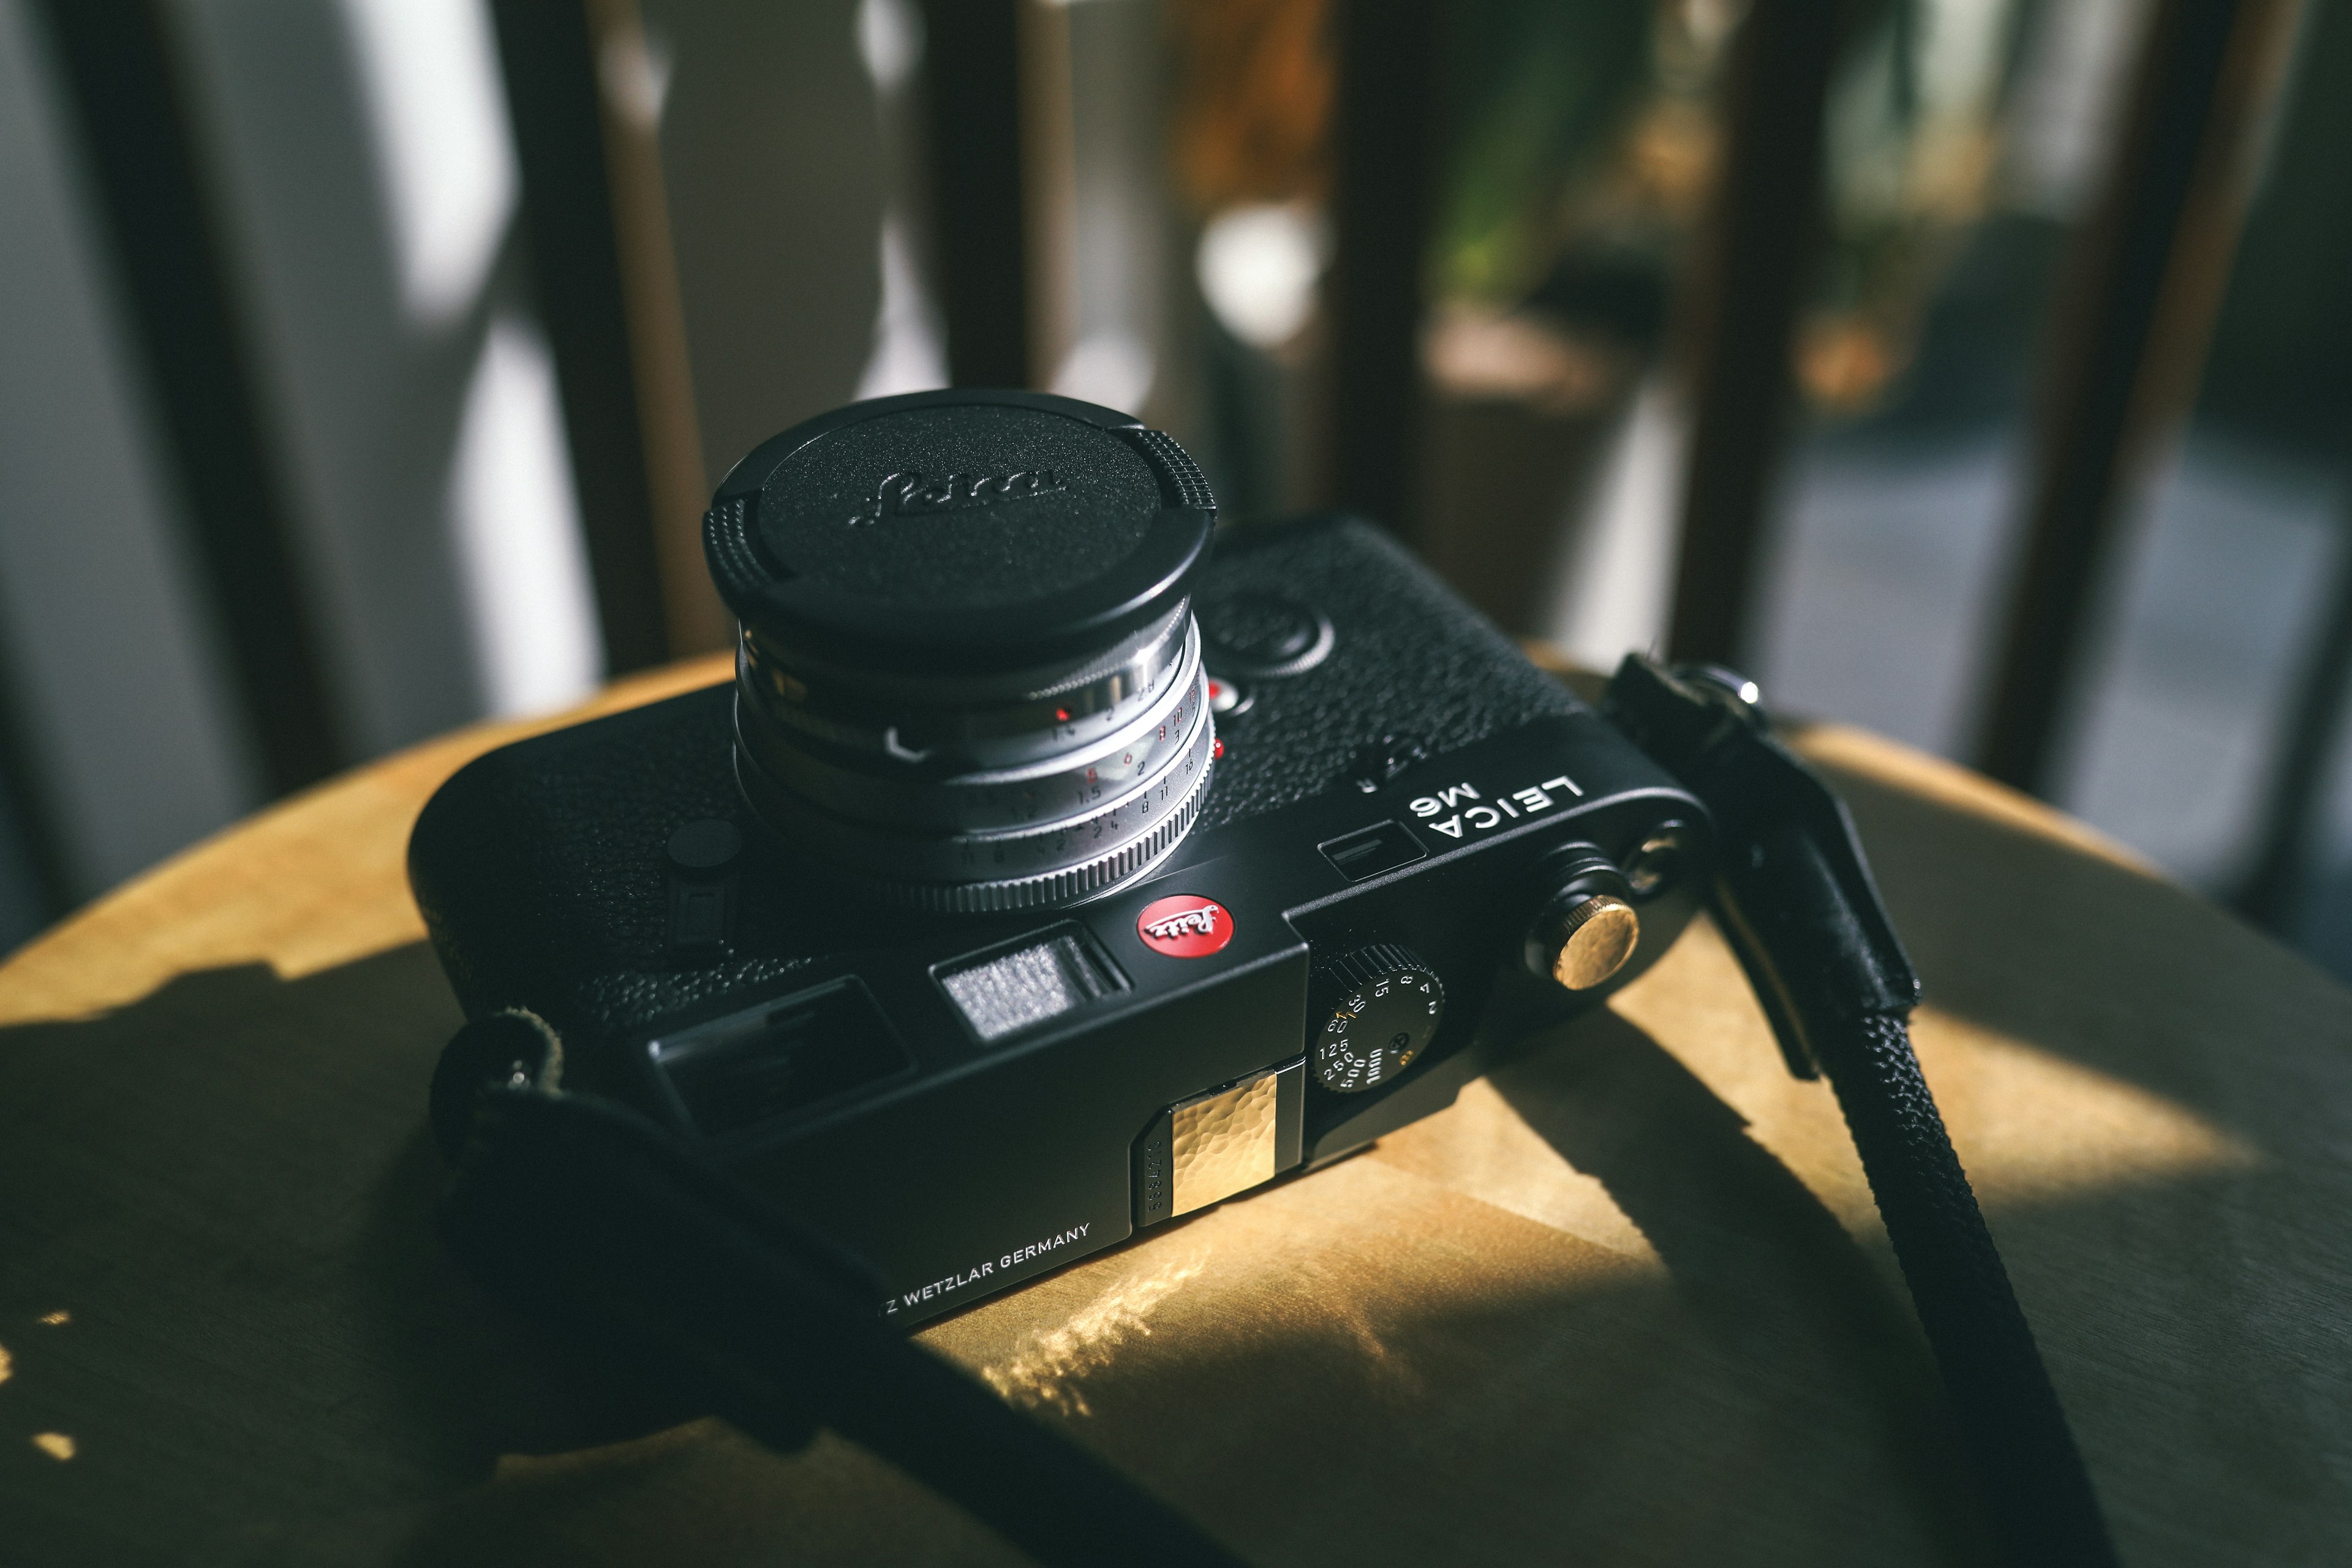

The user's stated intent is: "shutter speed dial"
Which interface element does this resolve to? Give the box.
[1311,943,1445,1093]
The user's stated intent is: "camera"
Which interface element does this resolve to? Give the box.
[415,389,2114,1562]
[410,390,1715,1327]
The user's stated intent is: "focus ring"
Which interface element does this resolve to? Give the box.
[735,671,1216,911]
[739,610,1195,774]
[737,629,1205,833]
[866,751,1212,914]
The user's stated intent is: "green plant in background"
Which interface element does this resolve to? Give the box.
[1431,0,2031,411]
[1434,0,1656,307]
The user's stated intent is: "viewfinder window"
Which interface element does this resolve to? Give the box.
[650,978,910,1137]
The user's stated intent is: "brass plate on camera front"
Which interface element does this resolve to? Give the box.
[1170,1070,1282,1216]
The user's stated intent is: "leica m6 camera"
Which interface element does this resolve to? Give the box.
[410,390,1715,1326]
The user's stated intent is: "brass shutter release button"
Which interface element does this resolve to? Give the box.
[1542,895,1640,990]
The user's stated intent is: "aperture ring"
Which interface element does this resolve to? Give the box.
[735,677,1215,911]
[737,631,1205,834]
[739,608,1190,772]
[869,765,1210,914]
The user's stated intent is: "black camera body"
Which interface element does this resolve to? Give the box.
[413,394,2113,1564]
[410,395,1713,1326]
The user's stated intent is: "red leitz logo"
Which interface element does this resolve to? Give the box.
[1136,895,1233,957]
[849,469,1066,526]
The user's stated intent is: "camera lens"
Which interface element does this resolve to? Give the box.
[706,391,1219,914]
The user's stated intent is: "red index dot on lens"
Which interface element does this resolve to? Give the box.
[1055,707,1070,722]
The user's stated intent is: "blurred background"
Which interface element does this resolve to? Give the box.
[2,0,2350,978]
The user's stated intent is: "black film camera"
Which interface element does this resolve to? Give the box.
[415,390,2118,1563]
[409,389,1714,1325]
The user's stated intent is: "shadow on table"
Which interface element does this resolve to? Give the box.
[0,775,2342,1567]
[0,938,1982,1566]
[0,945,701,1564]
[1482,1012,1991,1548]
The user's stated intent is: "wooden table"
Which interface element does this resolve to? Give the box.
[2,656,2345,1565]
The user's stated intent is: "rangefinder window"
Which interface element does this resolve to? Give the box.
[649,978,911,1137]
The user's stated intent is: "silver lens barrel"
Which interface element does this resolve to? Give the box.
[739,620,1207,834]
[735,642,1214,913]
[738,603,1191,774]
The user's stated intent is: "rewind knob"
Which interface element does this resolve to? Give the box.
[1310,943,1445,1094]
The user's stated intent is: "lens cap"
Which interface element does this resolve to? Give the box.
[706,391,1216,674]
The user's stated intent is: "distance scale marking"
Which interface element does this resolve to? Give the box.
[741,633,1208,834]
[737,687,1215,886]
[739,612,1194,772]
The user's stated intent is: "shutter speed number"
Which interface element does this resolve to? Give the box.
[1316,970,1442,1092]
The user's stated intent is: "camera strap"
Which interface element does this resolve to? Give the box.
[434,1010,1250,1568]
[1604,655,2118,1568]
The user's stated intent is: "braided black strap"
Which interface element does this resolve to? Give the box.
[1607,655,2119,1566]
[1814,1014,2117,1567]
